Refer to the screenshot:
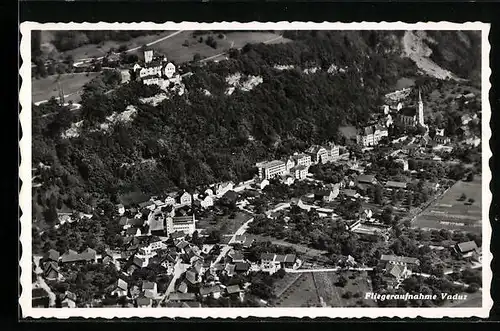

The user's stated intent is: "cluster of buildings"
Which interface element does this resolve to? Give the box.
[357,89,443,147]
[132,49,185,95]
[255,142,348,183]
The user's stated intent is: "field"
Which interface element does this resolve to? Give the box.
[41,31,178,61]
[273,273,320,307]
[413,177,482,234]
[196,211,252,235]
[32,72,100,104]
[272,271,375,307]
[146,31,290,64]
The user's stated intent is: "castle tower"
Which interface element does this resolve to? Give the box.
[417,89,425,126]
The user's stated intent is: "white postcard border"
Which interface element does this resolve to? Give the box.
[19,21,493,319]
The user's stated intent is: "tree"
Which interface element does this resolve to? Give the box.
[458,193,467,201]
[374,185,383,205]
[193,53,202,62]
[336,275,348,287]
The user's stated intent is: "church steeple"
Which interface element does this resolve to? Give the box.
[417,88,424,127]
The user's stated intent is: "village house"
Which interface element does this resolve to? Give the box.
[138,200,156,211]
[342,189,360,199]
[314,189,337,202]
[43,261,61,281]
[385,181,408,190]
[142,281,158,298]
[116,204,125,216]
[280,175,295,186]
[199,285,222,299]
[32,287,50,308]
[213,181,235,196]
[434,134,451,145]
[454,241,480,260]
[291,153,312,168]
[259,253,281,274]
[196,194,214,209]
[255,178,270,190]
[226,284,244,301]
[306,145,329,164]
[111,279,129,297]
[285,157,295,172]
[61,291,77,308]
[176,191,192,207]
[357,174,378,186]
[60,248,97,264]
[357,124,388,147]
[394,158,409,171]
[164,192,177,206]
[290,165,308,180]
[380,254,421,268]
[45,249,60,263]
[325,142,340,161]
[136,295,152,308]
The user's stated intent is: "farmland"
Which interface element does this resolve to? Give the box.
[412,177,482,234]
[146,31,290,64]
[272,270,375,307]
[196,211,253,235]
[32,72,100,104]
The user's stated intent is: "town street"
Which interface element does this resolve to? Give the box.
[285,267,374,273]
[162,260,190,300]
[212,217,254,266]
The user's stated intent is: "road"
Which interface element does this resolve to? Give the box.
[211,217,254,266]
[162,260,189,300]
[73,30,184,66]
[200,35,283,63]
[286,267,374,274]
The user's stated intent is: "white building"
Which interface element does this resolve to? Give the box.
[256,160,287,180]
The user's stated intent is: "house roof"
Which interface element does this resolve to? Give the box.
[46,249,60,261]
[32,287,48,298]
[126,218,145,227]
[199,285,221,296]
[64,291,77,302]
[229,251,245,261]
[226,284,242,294]
[292,153,310,161]
[275,255,286,263]
[400,107,417,117]
[380,254,420,265]
[284,254,297,263]
[136,296,152,306]
[306,145,326,155]
[342,189,358,197]
[315,189,333,197]
[357,174,376,183]
[126,227,141,236]
[291,165,307,171]
[142,281,156,290]
[177,282,188,293]
[386,181,407,189]
[234,262,250,272]
[457,241,478,253]
[185,270,198,284]
[222,190,239,201]
[260,253,275,261]
[117,279,128,291]
[387,264,404,278]
[138,200,154,208]
[168,292,196,301]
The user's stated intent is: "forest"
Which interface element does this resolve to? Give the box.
[31,30,478,228]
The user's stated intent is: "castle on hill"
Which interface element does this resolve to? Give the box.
[132,50,182,91]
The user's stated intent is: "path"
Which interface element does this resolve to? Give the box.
[286,267,374,274]
[212,217,254,266]
[200,35,283,63]
[162,261,189,300]
[73,30,184,66]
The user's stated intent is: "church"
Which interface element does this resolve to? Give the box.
[396,90,426,128]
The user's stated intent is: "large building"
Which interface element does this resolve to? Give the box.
[357,124,389,147]
[132,50,181,90]
[166,215,196,235]
[397,90,426,128]
[306,145,329,164]
[291,153,312,168]
[256,160,287,180]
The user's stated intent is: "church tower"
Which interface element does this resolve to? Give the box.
[417,89,425,126]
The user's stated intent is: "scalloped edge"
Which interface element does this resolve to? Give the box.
[19,21,493,319]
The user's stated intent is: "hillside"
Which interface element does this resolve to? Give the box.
[31,30,482,226]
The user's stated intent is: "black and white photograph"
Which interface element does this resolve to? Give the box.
[19,22,492,318]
